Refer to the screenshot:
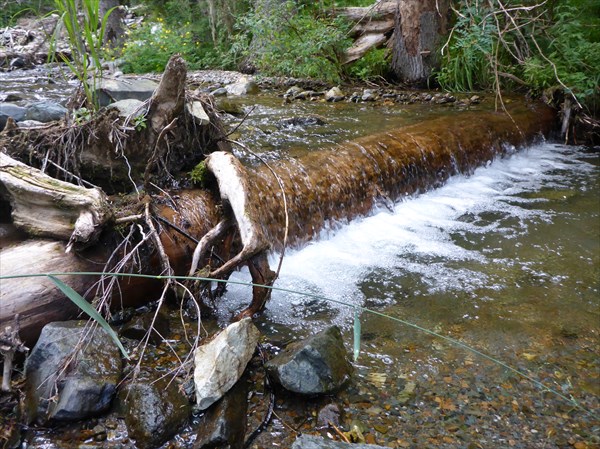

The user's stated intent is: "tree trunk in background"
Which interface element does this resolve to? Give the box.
[100,0,125,48]
[390,0,450,85]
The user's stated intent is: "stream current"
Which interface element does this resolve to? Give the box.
[2,68,597,447]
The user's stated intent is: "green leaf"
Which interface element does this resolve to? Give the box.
[49,275,129,359]
[353,307,361,362]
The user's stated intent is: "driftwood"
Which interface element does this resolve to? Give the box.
[0,99,556,345]
[333,1,397,64]
[0,153,112,252]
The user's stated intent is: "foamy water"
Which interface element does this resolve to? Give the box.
[218,142,598,333]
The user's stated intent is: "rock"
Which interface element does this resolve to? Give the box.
[95,78,159,107]
[470,94,482,104]
[225,76,259,96]
[0,103,26,130]
[216,98,243,115]
[361,89,379,102]
[210,87,228,97]
[16,120,44,128]
[284,86,303,99]
[325,87,345,102]
[194,377,248,449]
[291,434,388,449]
[107,99,145,118]
[25,101,67,123]
[122,376,191,449]
[194,318,260,410]
[119,310,170,346]
[265,326,353,395]
[295,90,317,100]
[186,100,211,126]
[2,93,24,102]
[277,116,326,128]
[9,57,25,69]
[24,320,122,423]
[317,403,343,428]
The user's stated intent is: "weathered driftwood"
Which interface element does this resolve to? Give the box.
[0,152,112,252]
[0,101,556,345]
[333,1,397,63]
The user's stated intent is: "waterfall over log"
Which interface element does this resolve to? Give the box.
[0,100,555,344]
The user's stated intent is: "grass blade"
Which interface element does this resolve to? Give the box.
[48,275,129,359]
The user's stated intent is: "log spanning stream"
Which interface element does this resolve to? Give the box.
[0,72,598,447]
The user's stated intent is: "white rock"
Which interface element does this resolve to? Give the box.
[225,76,259,96]
[186,101,210,125]
[194,318,260,410]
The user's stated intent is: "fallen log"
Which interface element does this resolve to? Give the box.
[0,100,556,344]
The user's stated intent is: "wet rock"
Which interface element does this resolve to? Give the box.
[277,116,326,128]
[317,403,343,428]
[24,101,67,123]
[24,320,122,423]
[194,377,248,449]
[361,89,378,102]
[0,103,26,130]
[291,434,387,449]
[122,376,191,449]
[295,90,317,100]
[349,92,361,103]
[211,87,228,97]
[95,78,159,107]
[265,326,353,395]
[226,76,259,96]
[2,93,24,102]
[325,87,345,102]
[107,99,144,118]
[216,98,243,115]
[194,318,260,410]
[470,95,481,104]
[120,310,170,346]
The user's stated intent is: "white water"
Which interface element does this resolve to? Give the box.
[218,142,598,333]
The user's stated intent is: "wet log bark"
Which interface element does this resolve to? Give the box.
[0,101,556,345]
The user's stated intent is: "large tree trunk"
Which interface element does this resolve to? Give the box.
[390,0,450,85]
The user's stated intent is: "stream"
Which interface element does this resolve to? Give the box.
[2,68,598,448]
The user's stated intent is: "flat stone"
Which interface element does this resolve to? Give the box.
[25,101,67,123]
[107,99,145,118]
[186,100,210,125]
[95,77,158,107]
[225,76,259,96]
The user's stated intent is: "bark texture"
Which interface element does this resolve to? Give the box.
[390,0,450,84]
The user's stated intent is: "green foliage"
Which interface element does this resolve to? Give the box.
[51,0,116,109]
[230,1,351,82]
[523,2,600,105]
[437,0,600,112]
[0,0,52,27]
[189,160,208,185]
[436,4,496,92]
[347,48,390,81]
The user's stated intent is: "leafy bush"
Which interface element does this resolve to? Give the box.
[230,1,351,82]
[348,47,390,81]
[114,18,202,73]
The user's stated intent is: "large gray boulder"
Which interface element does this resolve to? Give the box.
[122,376,191,449]
[95,77,159,107]
[25,101,67,123]
[292,434,388,449]
[24,320,122,423]
[194,318,260,410]
[265,326,353,395]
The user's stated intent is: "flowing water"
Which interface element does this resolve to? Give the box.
[2,68,598,447]
[219,141,599,448]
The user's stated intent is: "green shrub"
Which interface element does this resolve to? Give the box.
[348,47,390,81]
[231,1,351,82]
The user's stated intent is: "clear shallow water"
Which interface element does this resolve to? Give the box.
[218,142,599,447]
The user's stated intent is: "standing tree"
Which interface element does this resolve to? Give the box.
[390,0,450,85]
